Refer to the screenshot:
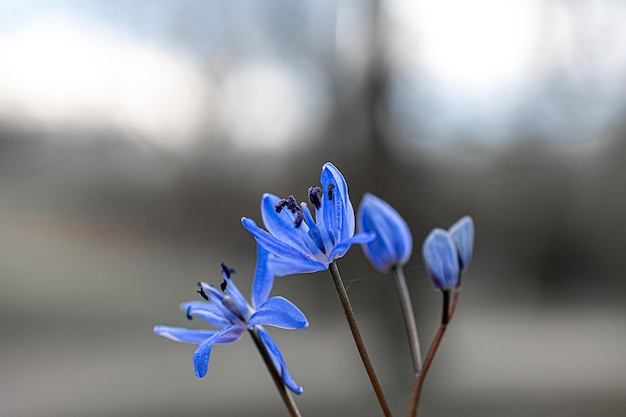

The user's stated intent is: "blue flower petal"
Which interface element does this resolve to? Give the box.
[193,324,245,378]
[256,326,303,395]
[328,231,375,262]
[154,326,218,344]
[251,245,274,309]
[222,276,252,321]
[249,296,309,329]
[357,193,413,273]
[448,215,474,271]
[181,301,233,327]
[322,162,355,239]
[242,217,315,261]
[260,194,311,254]
[268,254,328,276]
[422,229,460,290]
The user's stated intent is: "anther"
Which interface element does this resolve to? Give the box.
[308,187,322,210]
[327,183,335,200]
[220,263,235,279]
[197,283,209,300]
[220,279,228,292]
[275,195,305,228]
[186,306,193,320]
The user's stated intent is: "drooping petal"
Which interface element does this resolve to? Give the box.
[180,301,232,327]
[248,296,309,329]
[154,326,218,344]
[256,326,303,395]
[448,215,474,271]
[268,254,328,276]
[422,229,460,290]
[357,193,413,273]
[242,217,316,262]
[327,231,375,262]
[193,324,245,378]
[251,245,274,309]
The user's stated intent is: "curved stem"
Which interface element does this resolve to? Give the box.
[406,290,453,417]
[392,265,422,374]
[249,327,302,417]
[328,261,394,417]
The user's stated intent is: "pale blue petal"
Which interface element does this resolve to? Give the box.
[193,324,245,378]
[154,326,217,344]
[248,296,309,329]
[268,254,328,276]
[252,245,274,309]
[357,193,413,273]
[256,326,303,395]
[223,277,252,320]
[448,215,474,271]
[242,217,315,261]
[260,194,310,253]
[422,229,460,290]
[328,232,375,262]
[321,162,355,241]
[180,301,232,327]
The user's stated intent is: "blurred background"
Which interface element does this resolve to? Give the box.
[1,0,625,416]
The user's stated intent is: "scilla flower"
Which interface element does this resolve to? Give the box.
[357,193,413,273]
[422,216,474,290]
[242,162,374,276]
[154,246,308,394]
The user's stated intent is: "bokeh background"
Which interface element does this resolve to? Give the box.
[1,1,625,416]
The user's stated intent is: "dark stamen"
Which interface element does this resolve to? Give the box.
[327,183,335,200]
[186,306,193,320]
[220,263,235,279]
[197,283,209,300]
[275,195,305,228]
[308,187,322,210]
[220,279,228,292]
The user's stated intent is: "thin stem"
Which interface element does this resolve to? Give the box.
[406,290,452,417]
[392,265,422,374]
[249,327,302,417]
[328,261,394,417]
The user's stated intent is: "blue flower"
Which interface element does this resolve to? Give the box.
[422,216,474,290]
[357,193,413,273]
[154,246,308,394]
[242,162,374,276]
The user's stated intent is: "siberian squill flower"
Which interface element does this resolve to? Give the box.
[357,193,413,273]
[154,246,308,394]
[242,162,374,276]
[422,216,474,290]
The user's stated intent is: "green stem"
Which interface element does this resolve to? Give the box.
[406,290,455,417]
[392,265,422,374]
[249,327,302,417]
[328,261,394,417]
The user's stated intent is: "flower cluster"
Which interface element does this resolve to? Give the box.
[154,161,475,417]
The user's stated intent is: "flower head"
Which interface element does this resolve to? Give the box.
[357,193,413,273]
[422,216,474,290]
[242,162,374,276]
[154,246,308,394]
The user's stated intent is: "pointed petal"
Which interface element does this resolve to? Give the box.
[260,193,311,253]
[181,301,232,327]
[193,324,245,378]
[249,296,309,329]
[448,215,474,271]
[252,245,274,309]
[328,232,375,262]
[268,254,328,276]
[242,217,314,261]
[256,326,303,395]
[422,229,460,290]
[321,162,355,241]
[154,326,218,344]
[222,277,252,320]
[357,193,413,273]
